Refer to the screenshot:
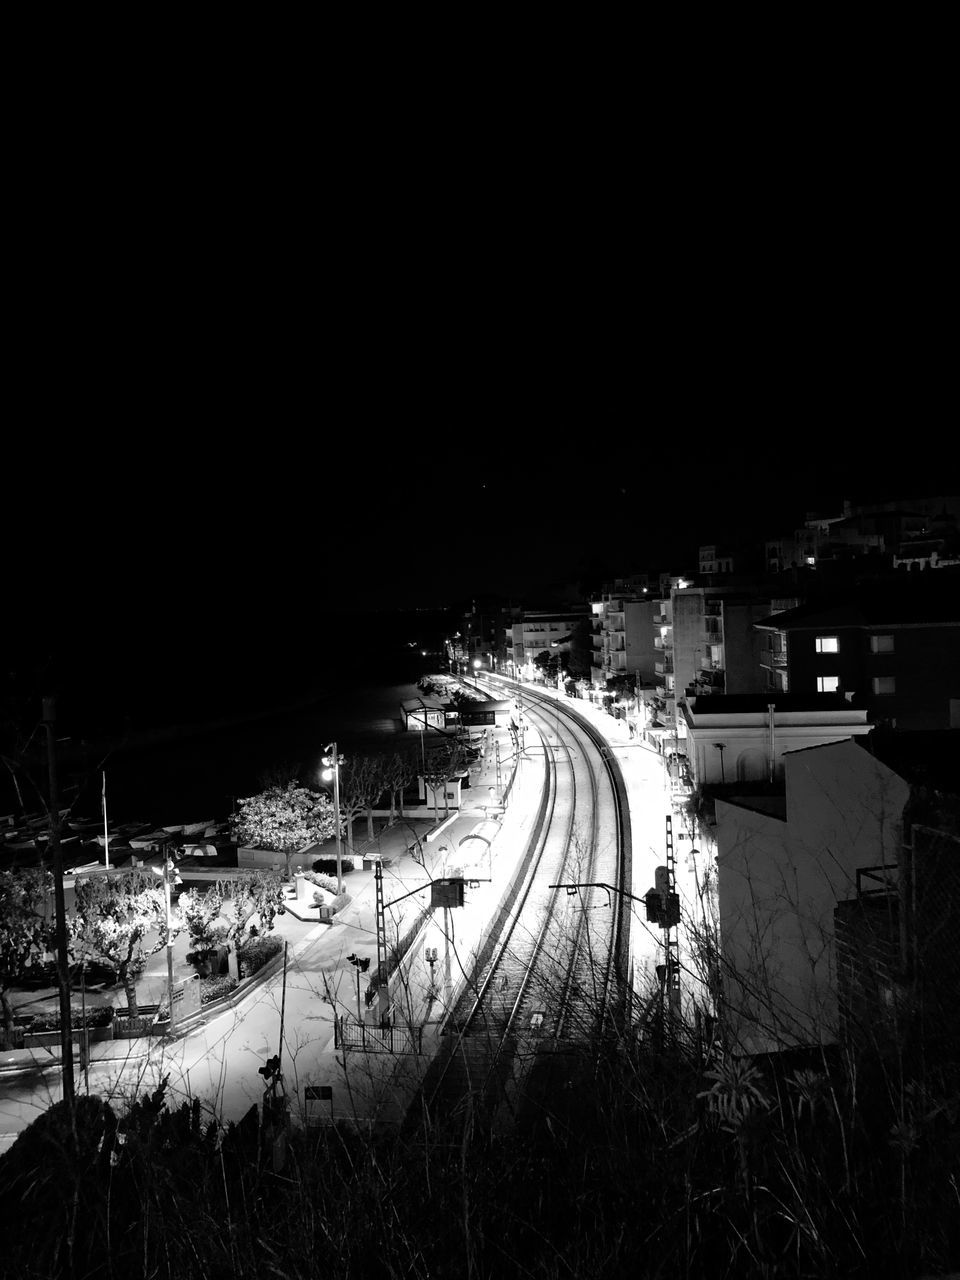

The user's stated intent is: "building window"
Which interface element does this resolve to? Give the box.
[815,636,839,653]
[870,634,895,654]
[871,676,896,695]
[817,676,840,693]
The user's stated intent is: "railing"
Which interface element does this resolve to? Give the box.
[654,660,674,676]
[335,1016,423,1054]
[856,864,899,897]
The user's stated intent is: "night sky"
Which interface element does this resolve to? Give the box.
[6,427,945,622]
[5,74,950,718]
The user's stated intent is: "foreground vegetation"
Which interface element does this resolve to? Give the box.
[1,1005,957,1280]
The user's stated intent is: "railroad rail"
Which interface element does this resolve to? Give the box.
[404,678,631,1137]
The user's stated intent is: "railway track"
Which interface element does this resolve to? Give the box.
[403,680,631,1138]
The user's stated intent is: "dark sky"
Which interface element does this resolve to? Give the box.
[6,71,951,628]
[6,421,947,626]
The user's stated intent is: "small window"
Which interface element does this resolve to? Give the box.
[817,676,840,693]
[870,634,895,654]
[815,636,839,653]
[872,677,896,695]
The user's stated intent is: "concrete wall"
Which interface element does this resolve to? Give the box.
[714,739,909,1053]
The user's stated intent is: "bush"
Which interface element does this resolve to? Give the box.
[330,892,352,914]
[28,1004,114,1031]
[238,936,283,977]
[311,858,354,876]
[302,869,337,893]
[200,976,238,1005]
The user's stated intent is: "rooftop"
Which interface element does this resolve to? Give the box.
[754,578,960,630]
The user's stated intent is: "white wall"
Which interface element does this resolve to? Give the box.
[714,740,909,1053]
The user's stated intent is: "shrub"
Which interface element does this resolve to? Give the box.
[28,1004,114,1031]
[330,892,352,914]
[311,858,354,876]
[200,976,238,1005]
[238,936,283,977]
[302,870,338,893]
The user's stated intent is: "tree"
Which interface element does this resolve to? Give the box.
[360,755,390,842]
[231,784,338,875]
[332,757,378,856]
[565,617,594,680]
[221,871,286,946]
[72,870,173,1017]
[534,651,560,683]
[0,868,53,1047]
[422,740,467,821]
[449,688,482,709]
[384,750,418,822]
[177,885,229,968]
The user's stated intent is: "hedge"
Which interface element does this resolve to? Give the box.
[27,1004,115,1031]
[200,976,238,1005]
[238,936,283,977]
[311,858,354,876]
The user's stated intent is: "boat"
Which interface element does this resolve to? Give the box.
[183,818,217,836]
[117,821,153,837]
[180,842,219,859]
[129,829,175,851]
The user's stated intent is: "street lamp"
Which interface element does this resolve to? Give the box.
[346,953,370,1022]
[473,658,481,688]
[152,855,183,1034]
[322,742,344,896]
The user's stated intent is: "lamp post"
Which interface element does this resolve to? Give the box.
[346,953,370,1022]
[322,742,344,896]
[473,658,481,688]
[152,854,182,1034]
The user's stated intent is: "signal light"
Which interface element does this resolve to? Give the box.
[258,1054,282,1082]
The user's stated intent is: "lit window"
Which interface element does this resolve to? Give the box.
[815,636,839,653]
[872,677,896,695]
[870,635,895,654]
[817,676,840,693]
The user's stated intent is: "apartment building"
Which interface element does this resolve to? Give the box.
[648,580,799,741]
[508,606,590,678]
[590,578,657,688]
[754,579,960,729]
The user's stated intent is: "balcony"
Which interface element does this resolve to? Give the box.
[759,649,787,670]
[702,620,722,642]
[693,669,725,691]
[654,659,674,676]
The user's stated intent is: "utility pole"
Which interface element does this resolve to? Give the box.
[43,697,74,1110]
[661,815,681,1015]
[322,743,344,896]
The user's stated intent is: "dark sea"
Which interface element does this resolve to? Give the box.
[1,608,454,827]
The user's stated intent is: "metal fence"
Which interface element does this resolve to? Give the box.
[335,1016,422,1054]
